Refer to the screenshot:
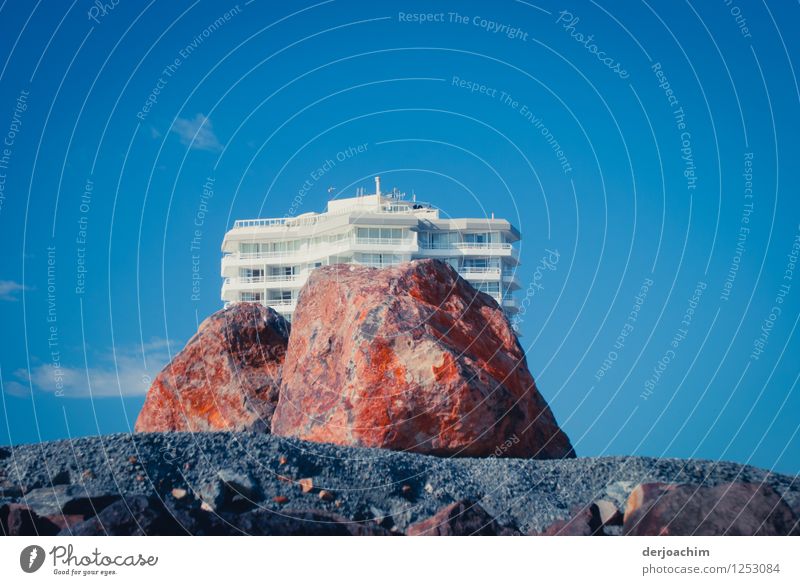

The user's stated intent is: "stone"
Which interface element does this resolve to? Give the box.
[19,485,120,517]
[171,488,188,500]
[406,499,518,535]
[226,509,390,536]
[198,470,261,513]
[62,496,190,536]
[135,303,290,432]
[531,504,606,536]
[623,482,800,536]
[594,499,623,526]
[271,259,573,458]
[1,503,61,536]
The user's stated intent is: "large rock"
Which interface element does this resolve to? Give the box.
[135,303,290,432]
[271,259,573,458]
[623,482,799,536]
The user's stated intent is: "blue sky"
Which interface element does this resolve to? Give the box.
[0,0,798,474]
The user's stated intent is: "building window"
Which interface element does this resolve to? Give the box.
[360,253,399,267]
[269,266,295,277]
[356,227,403,241]
[240,268,264,282]
[422,231,457,248]
[474,282,500,294]
[240,292,263,302]
[463,258,499,269]
[267,291,294,303]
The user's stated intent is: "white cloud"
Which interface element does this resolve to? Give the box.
[170,113,222,151]
[3,380,30,397]
[0,280,27,301]
[10,339,177,398]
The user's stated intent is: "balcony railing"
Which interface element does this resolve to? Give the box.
[237,250,298,260]
[225,274,304,285]
[357,262,401,269]
[266,298,296,307]
[454,242,512,250]
[460,267,502,276]
[353,237,410,246]
[232,201,437,230]
[419,242,512,251]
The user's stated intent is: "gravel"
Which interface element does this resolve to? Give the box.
[1,432,798,533]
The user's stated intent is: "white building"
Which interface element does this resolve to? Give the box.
[221,177,521,321]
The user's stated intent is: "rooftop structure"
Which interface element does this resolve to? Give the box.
[220,177,521,321]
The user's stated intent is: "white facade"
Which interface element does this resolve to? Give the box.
[221,177,521,321]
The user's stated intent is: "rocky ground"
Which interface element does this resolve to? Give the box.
[2,432,798,535]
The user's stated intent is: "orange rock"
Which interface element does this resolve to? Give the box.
[298,478,314,493]
[271,259,573,459]
[135,303,290,432]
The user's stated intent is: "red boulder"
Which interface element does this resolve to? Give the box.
[135,303,290,432]
[271,259,573,458]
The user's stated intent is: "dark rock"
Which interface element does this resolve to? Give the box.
[50,470,71,486]
[2,433,800,536]
[223,509,391,536]
[532,504,605,536]
[20,485,120,517]
[406,499,518,535]
[1,503,61,536]
[62,496,191,536]
[623,482,800,536]
[198,470,261,513]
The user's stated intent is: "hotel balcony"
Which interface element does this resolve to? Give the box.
[417,242,519,265]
